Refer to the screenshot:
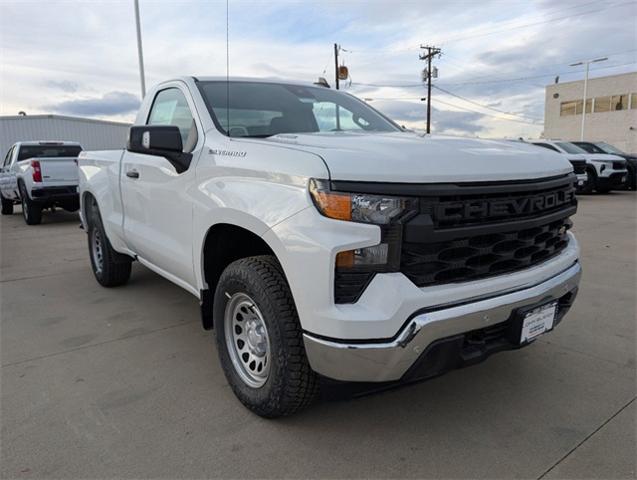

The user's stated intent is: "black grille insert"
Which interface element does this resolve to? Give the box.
[402,218,571,287]
[569,160,587,174]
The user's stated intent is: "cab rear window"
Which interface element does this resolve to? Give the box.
[18,146,82,161]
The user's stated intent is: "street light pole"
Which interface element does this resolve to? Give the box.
[570,57,607,141]
[134,0,146,98]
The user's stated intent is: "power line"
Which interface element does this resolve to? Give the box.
[438,48,636,85]
[339,1,630,56]
[438,1,634,45]
[432,85,542,122]
[434,0,601,44]
[362,95,543,126]
[438,61,637,86]
[349,60,636,90]
[432,97,541,126]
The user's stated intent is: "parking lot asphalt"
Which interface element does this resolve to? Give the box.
[1,193,635,479]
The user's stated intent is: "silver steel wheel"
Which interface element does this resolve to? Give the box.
[91,228,104,275]
[224,292,271,388]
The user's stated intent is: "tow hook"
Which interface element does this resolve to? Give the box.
[397,322,419,348]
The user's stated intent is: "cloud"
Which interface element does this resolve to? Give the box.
[46,80,80,93]
[371,100,486,135]
[47,91,141,117]
[2,0,635,136]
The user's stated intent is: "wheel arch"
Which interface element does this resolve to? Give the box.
[81,190,97,222]
[199,222,284,330]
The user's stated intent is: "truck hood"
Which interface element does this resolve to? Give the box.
[580,153,625,162]
[261,132,572,183]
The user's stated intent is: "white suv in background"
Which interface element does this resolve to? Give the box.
[529,140,627,194]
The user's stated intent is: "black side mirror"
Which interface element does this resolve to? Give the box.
[127,125,192,173]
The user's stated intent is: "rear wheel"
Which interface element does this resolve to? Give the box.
[86,197,132,287]
[213,255,318,417]
[1,195,13,215]
[18,183,42,225]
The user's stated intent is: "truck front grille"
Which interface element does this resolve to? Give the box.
[569,160,586,174]
[400,175,576,288]
[333,175,577,304]
[612,161,626,170]
[401,218,571,287]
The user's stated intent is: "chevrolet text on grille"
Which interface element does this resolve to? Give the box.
[436,189,576,221]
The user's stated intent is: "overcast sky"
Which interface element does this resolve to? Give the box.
[1,0,635,138]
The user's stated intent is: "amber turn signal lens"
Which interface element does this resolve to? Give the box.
[312,190,352,221]
[336,250,355,268]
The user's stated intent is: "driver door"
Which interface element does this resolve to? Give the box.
[0,146,18,200]
[121,85,202,290]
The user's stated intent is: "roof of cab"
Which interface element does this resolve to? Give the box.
[16,141,82,146]
[161,76,329,89]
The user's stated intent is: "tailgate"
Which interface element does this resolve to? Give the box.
[38,157,79,183]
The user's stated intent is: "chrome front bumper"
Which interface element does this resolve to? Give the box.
[303,262,581,382]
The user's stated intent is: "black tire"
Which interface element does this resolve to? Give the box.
[627,167,636,191]
[1,195,13,215]
[213,255,318,417]
[18,183,42,225]
[579,168,595,194]
[596,186,612,194]
[86,197,132,287]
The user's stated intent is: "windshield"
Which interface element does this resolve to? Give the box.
[556,142,587,154]
[597,142,625,155]
[197,81,400,137]
[573,142,605,154]
[17,145,82,161]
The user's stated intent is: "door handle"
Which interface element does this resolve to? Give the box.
[126,170,140,179]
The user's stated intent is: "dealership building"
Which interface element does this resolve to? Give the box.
[0,114,130,160]
[543,72,637,153]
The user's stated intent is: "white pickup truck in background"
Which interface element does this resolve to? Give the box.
[79,77,582,417]
[0,141,82,224]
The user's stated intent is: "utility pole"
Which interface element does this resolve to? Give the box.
[134,0,146,98]
[419,45,441,134]
[569,57,607,140]
[334,43,340,90]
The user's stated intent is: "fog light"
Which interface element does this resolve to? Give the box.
[336,244,389,268]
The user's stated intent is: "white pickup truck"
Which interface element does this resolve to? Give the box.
[1,141,82,224]
[79,77,582,417]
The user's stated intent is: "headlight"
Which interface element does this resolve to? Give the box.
[309,179,416,302]
[309,179,416,225]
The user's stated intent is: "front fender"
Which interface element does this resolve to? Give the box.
[192,180,312,291]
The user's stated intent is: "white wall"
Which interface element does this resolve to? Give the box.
[544,72,637,153]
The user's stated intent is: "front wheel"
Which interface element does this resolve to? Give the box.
[86,197,132,287]
[213,256,318,417]
[579,169,595,194]
[1,195,13,215]
[18,183,41,225]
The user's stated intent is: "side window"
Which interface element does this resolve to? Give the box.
[3,147,14,167]
[147,88,198,152]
